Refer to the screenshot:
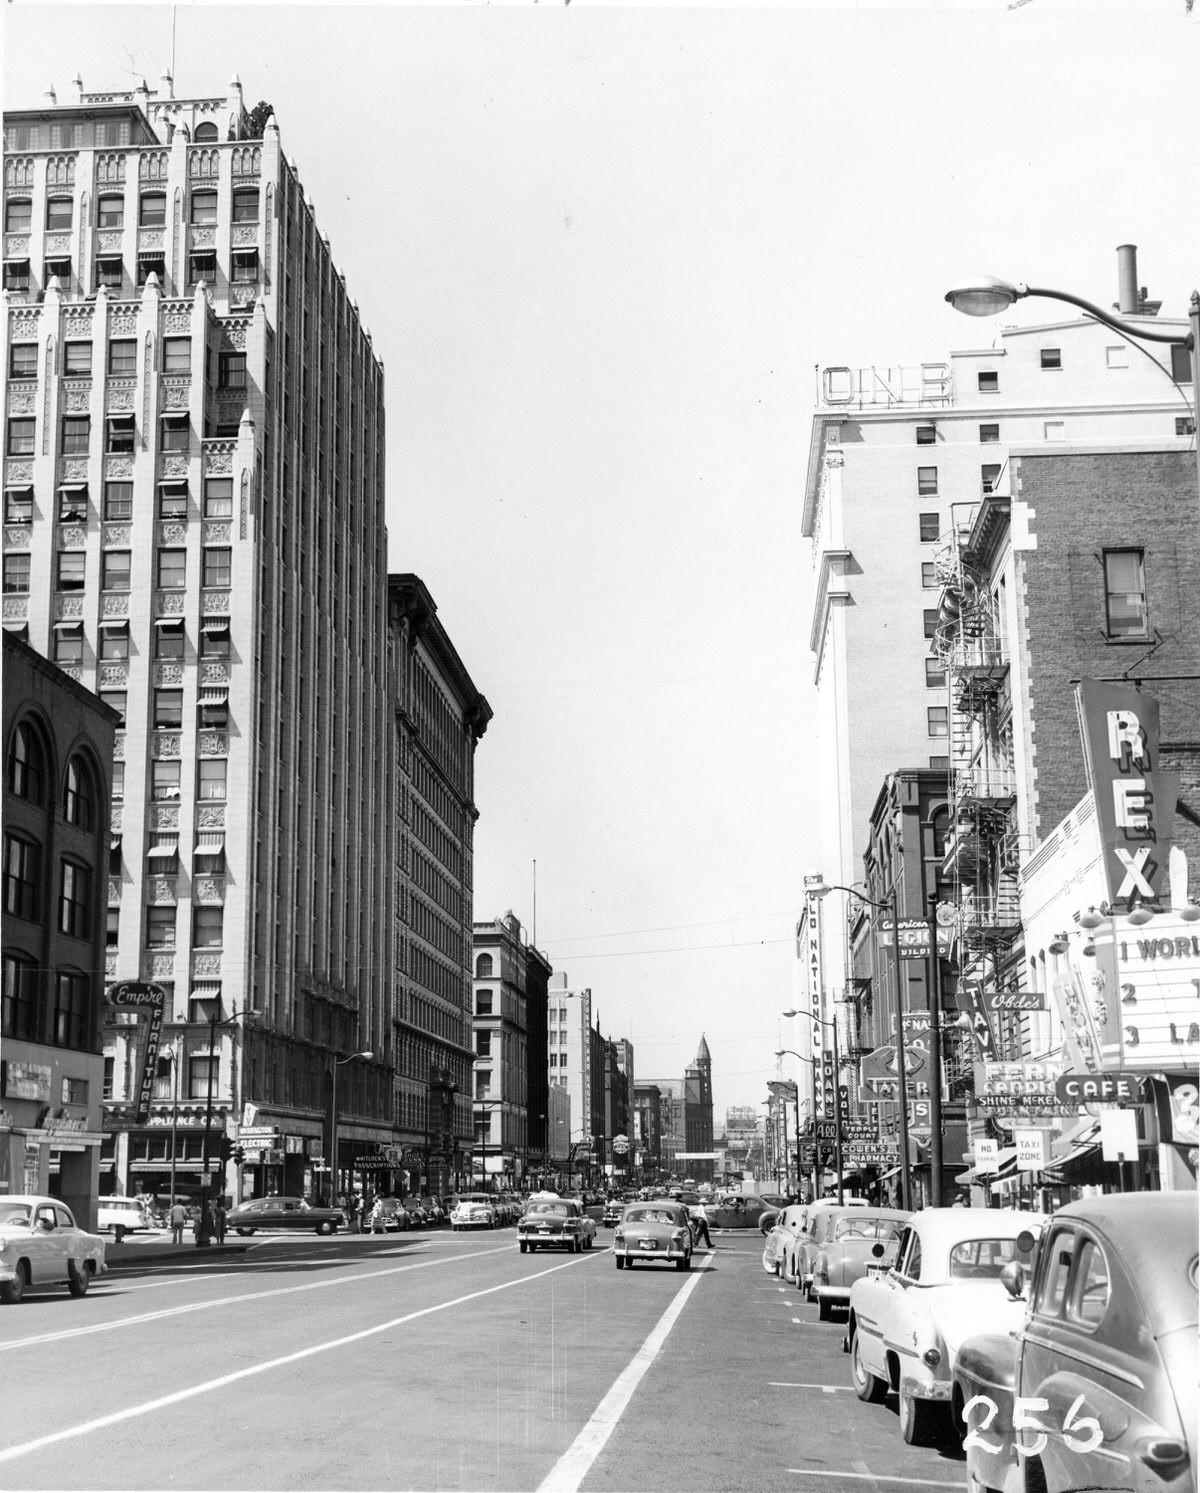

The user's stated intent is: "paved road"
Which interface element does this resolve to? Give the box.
[1,1227,968,1492]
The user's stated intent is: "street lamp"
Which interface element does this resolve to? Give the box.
[330,1049,374,1207]
[945,271,1199,498]
[807,882,913,1212]
[197,1005,261,1246]
[780,1003,845,1205]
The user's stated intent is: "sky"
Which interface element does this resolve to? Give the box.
[6,0,1198,1123]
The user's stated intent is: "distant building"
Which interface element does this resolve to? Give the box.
[546,972,594,1165]
[683,1033,714,1182]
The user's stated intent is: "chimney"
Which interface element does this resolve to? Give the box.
[1116,244,1140,315]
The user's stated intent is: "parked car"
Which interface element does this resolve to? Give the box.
[517,1194,597,1254]
[225,1196,344,1235]
[795,1198,874,1298]
[602,1199,625,1228]
[450,1195,497,1230]
[0,1195,107,1303]
[763,1203,809,1276]
[847,1207,1041,1446]
[368,1198,409,1233]
[953,1192,1197,1493]
[613,1200,694,1271]
[97,1196,152,1238]
[764,1197,868,1288]
[420,1196,447,1226]
[811,1208,910,1320]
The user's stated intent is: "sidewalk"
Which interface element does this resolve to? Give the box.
[102,1229,252,1265]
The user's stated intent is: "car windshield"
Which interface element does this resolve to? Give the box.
[948,1237,1032,1278]
[0,1205,32,1227]
[526,1202,569,1218]
[626,1207,677,1224]
[834,1216,903,1241]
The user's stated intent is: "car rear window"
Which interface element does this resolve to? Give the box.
[526,1202,569,1218]
[949,1237,1031,1278]
[834,1216,902,1241]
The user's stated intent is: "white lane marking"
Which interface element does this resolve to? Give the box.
[787,1473,965,1488]
[535,1266,705,1493]
[769,1383,853,1392]
[0,1242,503,1354]
[0,1253,590,1466]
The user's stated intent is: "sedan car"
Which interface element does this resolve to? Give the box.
[450,1195,497,1230]
[368,1197,409,1233]
[763,1203,809,1277]
[613,1201,693,1271]
[517,1194,597,1253]
[812,1208,910,1319]
[602,1199,625,1228]
[0,1196,107,1303]
[847,1207,1040,1446]
[711,1193,787,1230]
[953,1191,1197,1493]
[226,1196,344,1235]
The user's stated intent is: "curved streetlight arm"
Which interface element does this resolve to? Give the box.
[1018,285,1194,348]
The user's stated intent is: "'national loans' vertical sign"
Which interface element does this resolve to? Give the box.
[1075,682,1179,915]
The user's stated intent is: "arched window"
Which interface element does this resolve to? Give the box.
[63,755,96,829]
[7,722,45,802]
[475,953,494,978]
[193,122,218,142]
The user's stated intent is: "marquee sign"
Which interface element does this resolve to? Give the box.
[105,981,167,1125]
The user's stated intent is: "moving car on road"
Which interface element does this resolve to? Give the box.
[847,1207,1040,1446]
[226,1196,344,1235]
[517,1194,597,1253]
[449,1194,497,1230]
[954,1192,1197,1493]
[811,1207,909,1320]
[368,1197,409,1233]
[97,1196,152,1238]
[601,1198,625,1228]
[0,1195,107,1303]
[613,1200,693,1271]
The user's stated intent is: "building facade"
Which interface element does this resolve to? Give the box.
[3,79,394,1204]
[546,971,594,1170]
[2,634,118,1221]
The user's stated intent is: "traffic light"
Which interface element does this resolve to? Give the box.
[217,1134,234,1165]
[233,1146,246,1165]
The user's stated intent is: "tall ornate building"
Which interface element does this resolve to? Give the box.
[2,78,393,1204]
[683,1033,714,1182]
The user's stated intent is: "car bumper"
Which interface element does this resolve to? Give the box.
[899,1371,952,1403]
[614,1241,688,1261]
[815,1285,851,1305]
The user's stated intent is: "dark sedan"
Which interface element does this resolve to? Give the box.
[953,1191,1197,1493]
[226,1196,344,1235]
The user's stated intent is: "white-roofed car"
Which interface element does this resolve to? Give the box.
[762,1203,808,1277]
[613,1200,693,1272]
[97,1196,152,1240]
[449,1194,496,1230]
[0,1195,107,1303]
[847,1207,1041,1446]
[517,1193,596,1253]
[811,1207,910,1319]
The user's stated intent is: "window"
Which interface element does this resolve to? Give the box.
[57,551,86,591]
[1040,347,1062,370]
[4,487,33,524]
[203,477,233,518]
[187,1055,216,1100]
[4,553,31,593]
[981,463,1002,494]
[154,620,184,661]
[157,548,187,588]
[231,251,258,284]
[54,624,84,667]
[477,1031,492,1056]
[1175,417,1196,437]
[58,485,88,521]
[44,255,72,288]
[139,192,166,227]
[203,548,231,588]
[925,658,947,689]
[103,481,133,521]
[97,194,124,229]
[95,257,123,291]
[106,415,135,453]
[7,418,36,456]
[59,861,92,938]
[232,188,259,222]
[4,199,32,233]
[7,724,45,802]
[154,689,183,729]
[1103,549,1149,638]
[915,425,936,446]
[62,1075,88,1105]
[107,340,137,376]
[1044,421,1066,442]
[189,251,216,284]
[160,414,190,451]
[927,706,949,738]
[99,624,129,661]
[46,196,74,230]
[1105,345,1128,369]
[3,835,41,920]
[99,691,126,726]
[137,254,165,287]
[199,694,228,729]
[929,755,949,772]
[921,562,938,589]
[193,907,223,948]
[147,839,179,875]
[162,338,191,375]
[151,760,180,800]
[9,344,37,379]
[1068,1237,1110,1327]
[2,954,39,1040]
[200,623,230,660]
[102,550,131,591]
[1034,1231,1076,1318]
[978,370,999,392]
[979,423,1000,443]
[158,482,189,518]
[60,415,91,454]
[475,1073,492,1100]
[190,190,218,225]
[198,759,227,801]
[917,466,938,496]
[218,351,247,389]
[476,989,494,1014]
[63,342,92,377]
[146,905,176,947]
[3,260,30,292]
[194,122,219,142]
[923,609,939,639]
[1171,345,1193,384]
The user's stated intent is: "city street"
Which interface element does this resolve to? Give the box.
[1,1226,968,1492]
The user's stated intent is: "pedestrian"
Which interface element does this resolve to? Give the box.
[212,1199,227,1244]
[690,1201,713,1249]
[169,1199,188,1246]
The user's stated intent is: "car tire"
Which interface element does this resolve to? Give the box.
[316,1221,335,1235]
[899,1385,945,1446]
[615,1255,625,1269]
[817,1296,832,1321]
[850,1329,888,1404]
[236,1228,254,1236]
[1,1261,29,1304]
[68,1260,90,1297]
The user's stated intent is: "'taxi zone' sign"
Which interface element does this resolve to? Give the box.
[1075,681,1179,915]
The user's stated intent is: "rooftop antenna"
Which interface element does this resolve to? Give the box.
[532,859,537,946]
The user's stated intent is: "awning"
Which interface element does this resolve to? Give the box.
[199,690,227,705]
[2,620,28,632]
[195,834,224,852]
[190,984,221,999]
[137,250,165,261]
[201,617,230,630]
[154,616,183,629]
[878,1164,904,1182]
[958,1145,1019,1186]
[52,618,83,632]
[147,839,178,857]
[99,618,129,630]
[57,480,88,493]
